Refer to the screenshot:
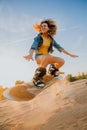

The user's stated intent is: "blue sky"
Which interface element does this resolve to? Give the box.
[0,0,87,87]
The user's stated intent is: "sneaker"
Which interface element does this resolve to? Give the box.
[33,79,45,88]
[48,64,59,77]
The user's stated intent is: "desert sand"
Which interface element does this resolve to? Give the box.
[0,79,87,130]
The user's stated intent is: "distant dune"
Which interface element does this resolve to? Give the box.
[0,79,87,130]
[0,87,7,100]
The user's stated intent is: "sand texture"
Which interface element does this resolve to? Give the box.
[0,79,87,130]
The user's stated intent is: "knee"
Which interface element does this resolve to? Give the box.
[62,59,65,65]
[59,59,65,67]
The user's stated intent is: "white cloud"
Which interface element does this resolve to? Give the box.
[0,15,32,33]
[69,26,79,30]
[58,25,79,32]
[0,3,34,33]
[75,35,85,49]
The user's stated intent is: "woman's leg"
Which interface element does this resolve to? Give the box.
[32,67,46,87]
[36,54,65,77]
[36,54,65,68]
[33,54,65,87]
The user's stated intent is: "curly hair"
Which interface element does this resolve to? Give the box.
[33,19,58,36]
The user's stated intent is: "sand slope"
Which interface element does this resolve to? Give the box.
[0,79,87,130]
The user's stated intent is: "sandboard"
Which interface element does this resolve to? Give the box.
[3,73,64,101]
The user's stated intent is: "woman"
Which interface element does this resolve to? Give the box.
[24,19,78,87]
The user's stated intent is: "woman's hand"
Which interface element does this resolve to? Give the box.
[23,49,34,61]
[70,54,79,58]
[23,55,34,61]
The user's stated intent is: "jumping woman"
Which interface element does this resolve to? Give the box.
[24,19,78,87]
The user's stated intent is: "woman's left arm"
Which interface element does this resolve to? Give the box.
[62,50,79,58]
[53,39,78,58]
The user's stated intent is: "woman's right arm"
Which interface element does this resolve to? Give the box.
[23,49,34,61]
[23,35,39,61]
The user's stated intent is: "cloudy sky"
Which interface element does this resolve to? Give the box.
[0,0,87,87]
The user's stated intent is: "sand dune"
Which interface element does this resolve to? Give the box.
[0,79,87,130]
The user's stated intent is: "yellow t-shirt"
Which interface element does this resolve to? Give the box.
[37,35,52,54]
